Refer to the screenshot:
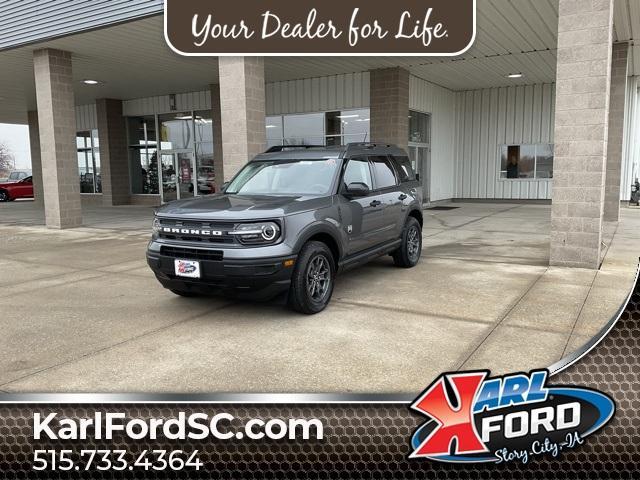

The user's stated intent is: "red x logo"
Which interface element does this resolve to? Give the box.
[410,372,488,458]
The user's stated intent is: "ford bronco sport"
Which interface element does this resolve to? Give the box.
[147,143,423,314]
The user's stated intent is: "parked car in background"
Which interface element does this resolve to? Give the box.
[0,169,32,183]
[0,176,34,201]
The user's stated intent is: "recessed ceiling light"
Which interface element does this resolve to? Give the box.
[82,79,102,85]
[507,73,523,79]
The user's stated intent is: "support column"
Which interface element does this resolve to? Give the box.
[603,42,629,222]
[209,83,224,191]
[33,48,81,228]
[218,57,266,181]
[27,110,44,206]
[369,67,410,150]
[550,0,614,269]
[96,98,130,205]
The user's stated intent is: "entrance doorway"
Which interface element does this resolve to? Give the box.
[159,152,196,203]
[408,144,430,203]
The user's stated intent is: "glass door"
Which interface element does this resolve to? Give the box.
[408,145,431,203]
[160,153,178,203]
[176,152,195,200]
[159,152,196,203]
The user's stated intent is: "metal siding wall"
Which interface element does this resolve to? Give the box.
[621,76,640,200]
[75,103,97,131]
[122,91,212,116]
[0,0,163,50]
[408,76,457,201]
[454,84,556,200]
[265,72,370,115]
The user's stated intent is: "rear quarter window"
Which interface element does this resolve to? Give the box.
[369,156,398,189]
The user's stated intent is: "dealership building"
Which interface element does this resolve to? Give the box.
[0,0,639,270]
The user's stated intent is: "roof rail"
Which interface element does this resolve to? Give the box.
[345,142,395,152]
[264,145,324,153]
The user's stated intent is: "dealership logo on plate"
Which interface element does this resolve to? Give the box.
[409,370,615,464]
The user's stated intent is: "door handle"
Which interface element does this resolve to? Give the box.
[369,200,382,207]
[399,194,408,201]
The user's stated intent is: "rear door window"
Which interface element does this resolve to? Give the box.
[343,157,373,190]
[391,156,415,183]
[369,156,398,190]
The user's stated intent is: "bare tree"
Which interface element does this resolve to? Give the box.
[0,141,14,177]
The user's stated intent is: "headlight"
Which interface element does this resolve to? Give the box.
[229,221,281,245]
[152,217,161,234]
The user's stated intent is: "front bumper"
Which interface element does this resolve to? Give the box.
[146,242,297,300]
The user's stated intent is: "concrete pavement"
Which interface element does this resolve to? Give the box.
[0,200,637,393]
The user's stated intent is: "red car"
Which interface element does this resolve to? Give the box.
[0,176,34,201]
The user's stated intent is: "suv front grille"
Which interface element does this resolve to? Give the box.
[161,246,223,262]
[158,219,236,244]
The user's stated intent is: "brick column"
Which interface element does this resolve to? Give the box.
[27,110,44,206]
[218,57,266,181]
[33,48,82,228]
[96,99,130,205]
[550,0,614,269]
[370,67,410,150]
[209,84,224,191]
[603,42,629,222]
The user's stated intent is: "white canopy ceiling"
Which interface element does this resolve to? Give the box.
[0,0,637,124]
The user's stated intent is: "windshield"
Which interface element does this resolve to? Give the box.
[226,159,339,196]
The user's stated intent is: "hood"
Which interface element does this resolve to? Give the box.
[155,193,333,220]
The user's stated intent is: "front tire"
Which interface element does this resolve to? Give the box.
[288,241,336,314]
[0,190,8,202]
[392,217,422,268]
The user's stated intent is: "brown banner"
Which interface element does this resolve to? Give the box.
[164,0,475,55]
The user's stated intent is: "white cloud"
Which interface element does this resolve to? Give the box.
[0,123,31,170]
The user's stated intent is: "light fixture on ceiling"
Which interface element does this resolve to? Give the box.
[81,79,103,85]
[506,73,524,79]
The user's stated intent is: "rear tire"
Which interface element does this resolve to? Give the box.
[288,241,336,314]
[0,190,8,202]
[392,217,422,268]
[170,288,200,298]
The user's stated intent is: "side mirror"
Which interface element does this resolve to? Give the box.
[345,182,370,197]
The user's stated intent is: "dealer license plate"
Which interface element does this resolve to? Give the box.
[174,259,201,278]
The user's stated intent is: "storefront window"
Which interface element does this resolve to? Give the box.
[76,130,101,193]
[500,144,554,180]
[159,112,194,150]
[194,110,215,195]
[326,109,369,146]
[409,111,430,144]
[283,113,324,145]
[266,109,370,147]
[266,116,284,148]
[128,116,158,194]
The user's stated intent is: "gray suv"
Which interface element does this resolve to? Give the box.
[147,144,423,314]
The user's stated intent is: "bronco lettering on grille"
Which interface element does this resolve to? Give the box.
[162,227,223,236]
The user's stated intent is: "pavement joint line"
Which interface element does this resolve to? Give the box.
[0,270,111,300]
[423,205,524,239]
[558,269,601,361]
[425,255,549,267]
[332,299,497,326]
[0,252,157,298]
[0,301,237,390]
[454,265,550,371]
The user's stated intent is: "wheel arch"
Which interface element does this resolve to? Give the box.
[408,208,423,227]
[294,223,343,266]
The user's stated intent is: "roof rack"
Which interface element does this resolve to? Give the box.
[264,145,324,153]
[345,142,395,152]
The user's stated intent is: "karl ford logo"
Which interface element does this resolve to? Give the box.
[164,0,475,55]
[409,370,615,464]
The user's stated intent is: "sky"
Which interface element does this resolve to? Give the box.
[0,123,31,170]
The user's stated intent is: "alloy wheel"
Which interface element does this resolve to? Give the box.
[407,226,421,261]
[306,254,331,302]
